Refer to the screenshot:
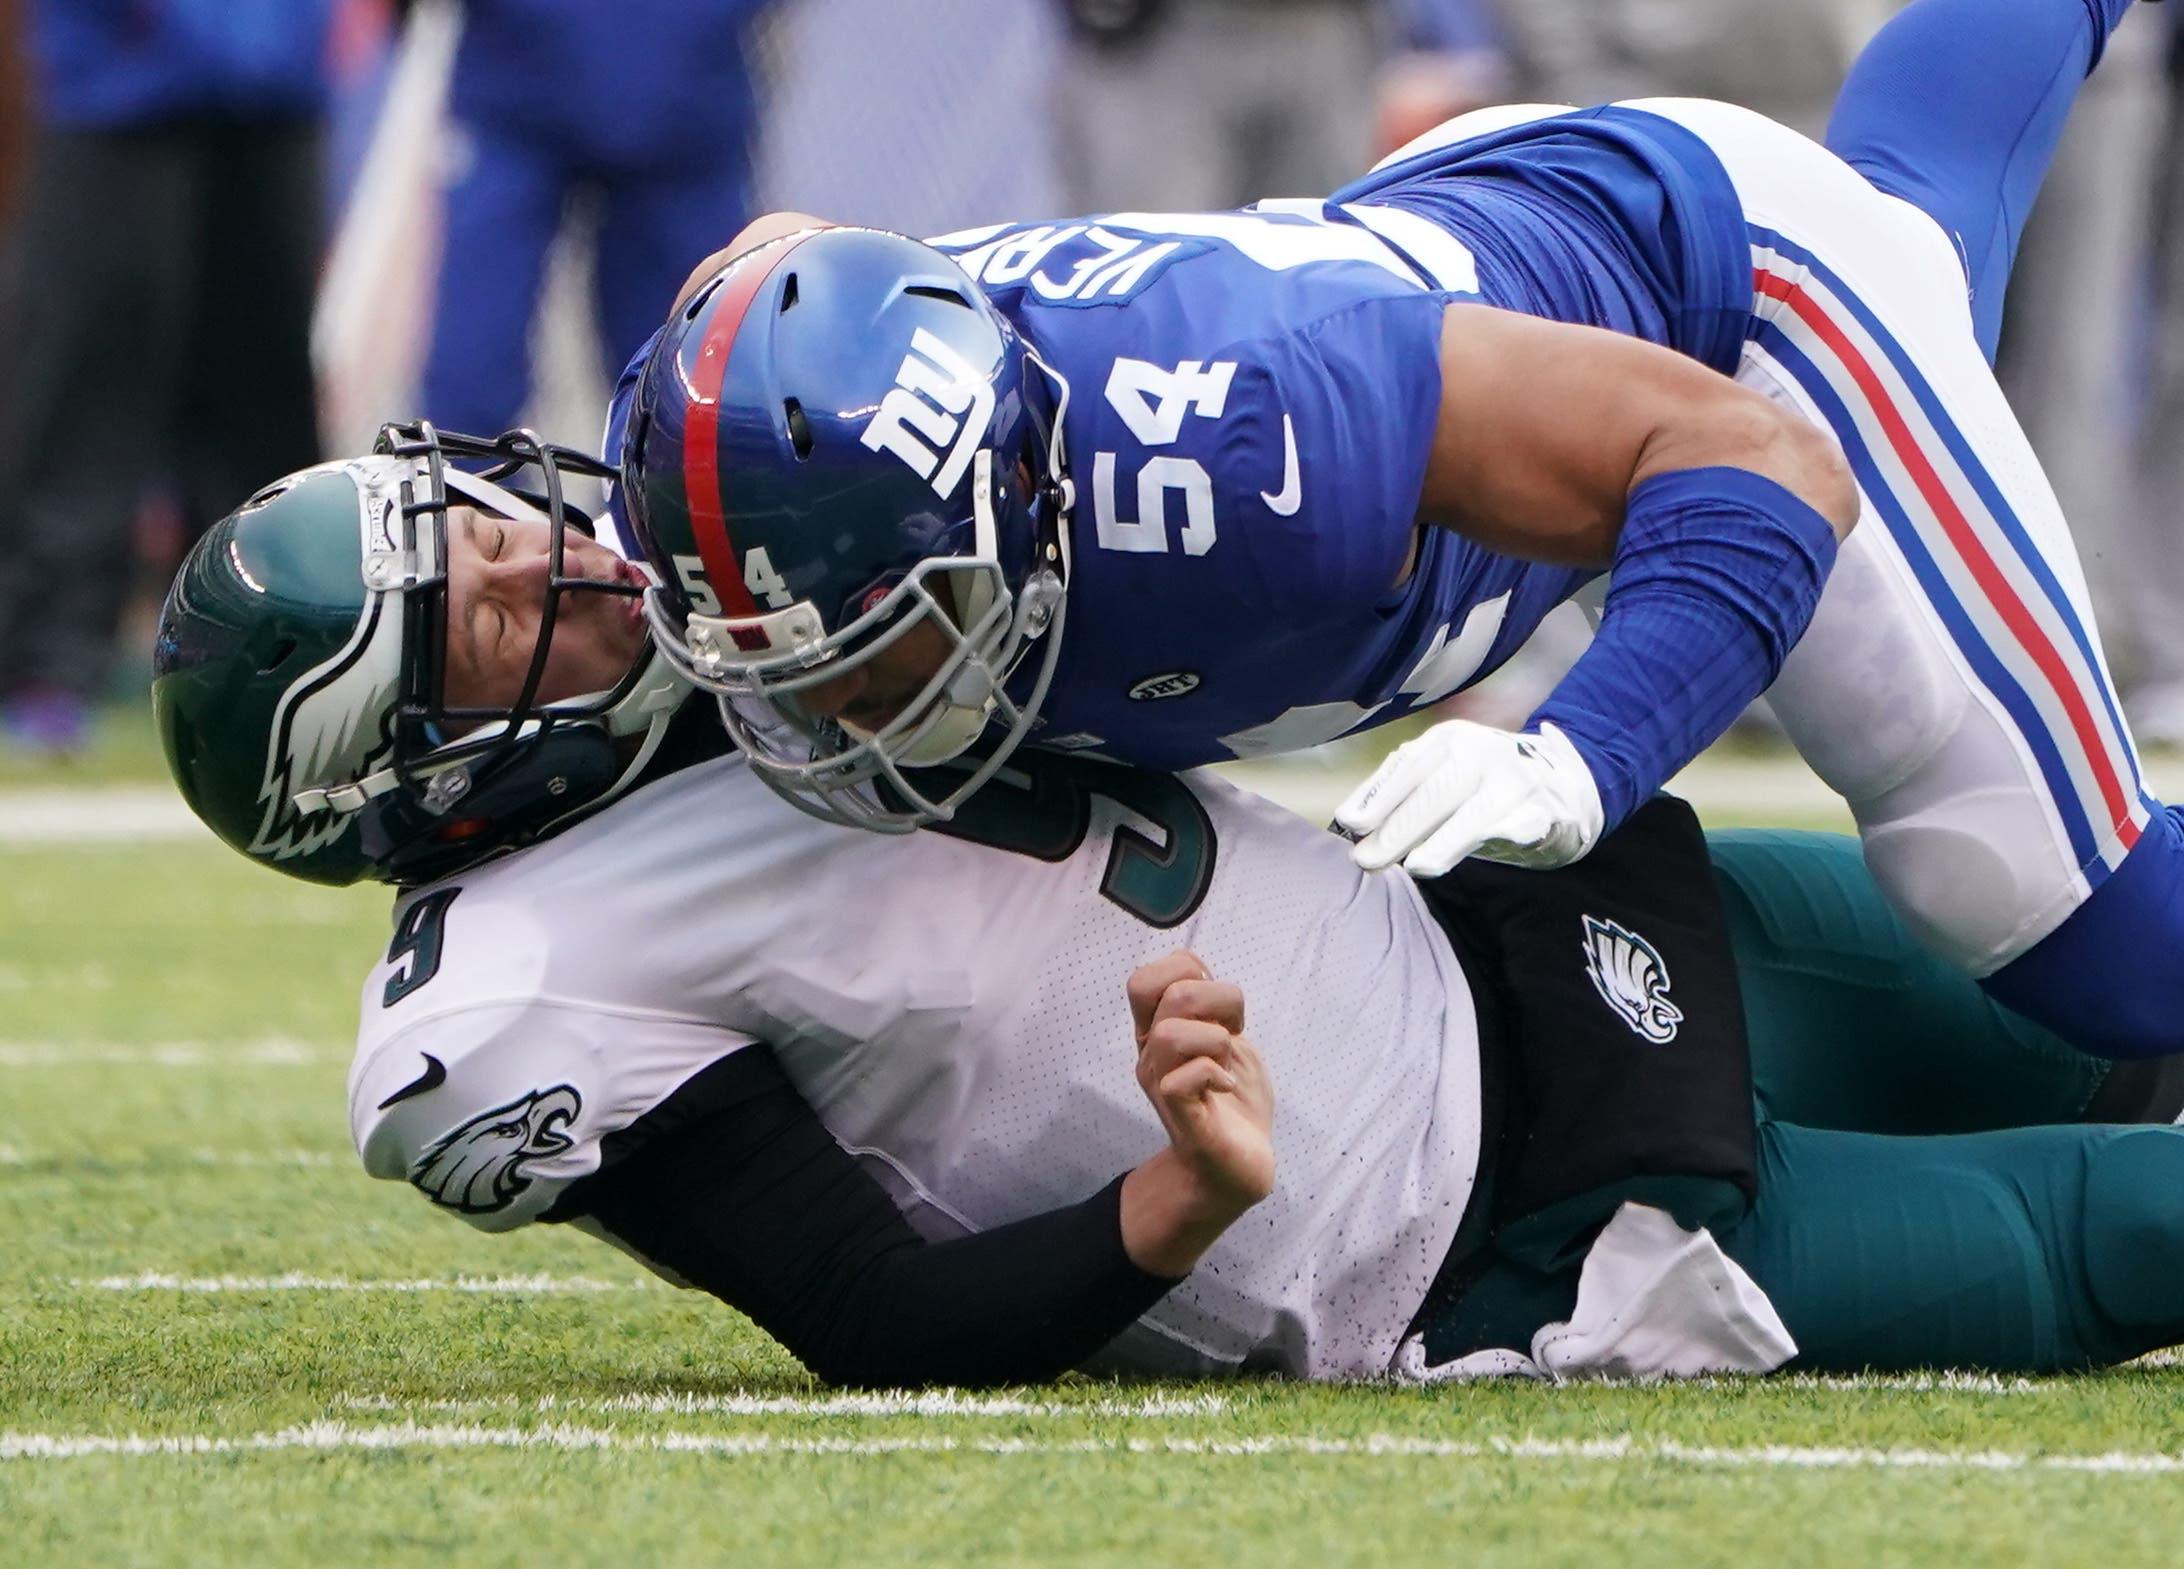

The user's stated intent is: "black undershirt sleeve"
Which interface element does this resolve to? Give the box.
[553,1046,1179,1388]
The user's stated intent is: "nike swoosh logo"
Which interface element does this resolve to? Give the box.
[1261,414,1301,516]
[377,1053,447,1110]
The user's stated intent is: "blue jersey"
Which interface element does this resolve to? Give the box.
[35,0,332,127]
[608,106,1750,768]
[951,106,1748,766]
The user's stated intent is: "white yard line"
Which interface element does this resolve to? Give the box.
[1694,1371,2046,1396]
[5,1421,2183,1473]
[80,1273,646,1294]
[336,1391,1228,1419]
[6,755,2184,846]
[1,1150,344,1169]
[185,1150,343,1168]
[0,1041,341,1068]
[0,788,208,847]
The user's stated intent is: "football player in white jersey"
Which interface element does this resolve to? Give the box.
[152,433,2184,1383]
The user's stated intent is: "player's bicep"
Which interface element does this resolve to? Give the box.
[1422,304,1852,567]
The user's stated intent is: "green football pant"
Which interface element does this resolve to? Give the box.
[1427,829,2184,1373]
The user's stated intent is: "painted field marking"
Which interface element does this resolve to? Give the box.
[6,757,2182,847]
[0,789,207,847]
[337,1392,1228,1420]
[0,1041,341,1068]
[1695,1371,2045,1396]
[1,1150,344,1170]
[186,1150,343,1168]
[7,1422,2184,1473]
[81,1273,647,1295]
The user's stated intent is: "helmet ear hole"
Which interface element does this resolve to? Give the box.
[256,637,299,674]
[779,273,800,312]
[784,400,814,461]
[683,275,726,322]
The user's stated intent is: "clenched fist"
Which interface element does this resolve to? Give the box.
[1118,950,1276,1278]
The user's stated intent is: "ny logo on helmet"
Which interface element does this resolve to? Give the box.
[860,327,995,500]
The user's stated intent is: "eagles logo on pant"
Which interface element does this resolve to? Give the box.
[410,1086,583,1214]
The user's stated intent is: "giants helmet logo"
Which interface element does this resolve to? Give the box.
[410,1086,582,1215]
[860,327,995,500]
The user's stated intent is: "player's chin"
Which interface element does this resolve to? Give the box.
[546,619,648,704]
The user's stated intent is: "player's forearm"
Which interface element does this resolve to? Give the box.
[1120,1147,1258,1279]
[570,1049,1181,1388]
[1529,465,1841,832]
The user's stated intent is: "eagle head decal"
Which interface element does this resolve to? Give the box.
[1580,915,1684,1045]
[410,1086,583,1214]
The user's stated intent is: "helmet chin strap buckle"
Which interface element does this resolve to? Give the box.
[420,766,474,815]
[1018,571,1064,639]
[291,766,401,818]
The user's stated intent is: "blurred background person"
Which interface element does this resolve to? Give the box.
[758,0,1063,235]
[1374,0,1511,161]
[1995,9,2175,746]
[416,0,772,440]
[0,0,331,756]
[2123,14,2184,748]
[1488,0,1874,136]
[1052,0,1384,210]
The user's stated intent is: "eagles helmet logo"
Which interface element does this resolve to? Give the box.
[1580,915,1683,1045]
[247,596,402,864]
[410,1086,582,1214]
[245,488,409,865]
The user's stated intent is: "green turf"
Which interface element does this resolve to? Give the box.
[0,703,170,788]
[5,830,2184,1568]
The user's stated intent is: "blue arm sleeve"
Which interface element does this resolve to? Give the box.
[1527,467,1841,832]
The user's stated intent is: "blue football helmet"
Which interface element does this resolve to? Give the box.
[620,225,1075,832]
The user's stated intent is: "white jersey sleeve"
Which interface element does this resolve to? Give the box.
[348,893,758,1233]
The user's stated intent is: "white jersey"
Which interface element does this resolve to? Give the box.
[348,754,1482,1379]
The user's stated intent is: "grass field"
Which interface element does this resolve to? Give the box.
[6,717,2184,1567]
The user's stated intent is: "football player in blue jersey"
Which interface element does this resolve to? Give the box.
[614,0,2183,1062]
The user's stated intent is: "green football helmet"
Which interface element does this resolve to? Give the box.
[152,424,690,887]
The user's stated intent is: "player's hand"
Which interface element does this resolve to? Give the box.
[1118,952,1274,1278]
[1127,951,1275,1210]
[1335,719,1605,878]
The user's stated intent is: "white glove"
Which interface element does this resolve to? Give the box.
[1335,720,1606,878]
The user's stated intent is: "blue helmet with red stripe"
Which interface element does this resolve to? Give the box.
[620,225,1075,832]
